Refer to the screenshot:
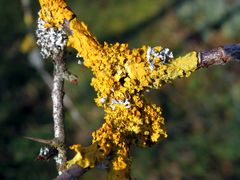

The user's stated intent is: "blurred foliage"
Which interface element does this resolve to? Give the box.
[1,0,240,179]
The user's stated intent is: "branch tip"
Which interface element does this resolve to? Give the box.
[197,44,240,68]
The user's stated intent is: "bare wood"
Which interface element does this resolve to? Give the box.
[56,165,89,180]
[198,44,240,68]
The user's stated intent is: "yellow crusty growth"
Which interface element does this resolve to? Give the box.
[39,0,198,178]
[39,0,74,28]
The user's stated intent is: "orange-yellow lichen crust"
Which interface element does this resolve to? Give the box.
[39,0,74,28]
[38,0,198,178]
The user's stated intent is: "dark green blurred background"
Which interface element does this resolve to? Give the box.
[1,0,240,179]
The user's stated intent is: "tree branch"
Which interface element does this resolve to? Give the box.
[56,165,89,180]
[52,51,67,173]
[198,44,240,68]
[36,1,240,179]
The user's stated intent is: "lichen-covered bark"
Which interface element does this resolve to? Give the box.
[37,0,197,179]
[37,0,240,179]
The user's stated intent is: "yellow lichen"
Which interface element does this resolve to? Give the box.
[149,51,198,88]
[67,143,112,169]
[38,0,199,178]
[112,156,127,170]
[66,144,97,168]
[39,0,74,28]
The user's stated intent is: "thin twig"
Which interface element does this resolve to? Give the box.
[21,0,89,173]
[29,49,87,127]
[21,0,87,128]
[198,44,240,68]
[52,51,67,173]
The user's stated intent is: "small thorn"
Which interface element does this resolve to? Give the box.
[24,136,53,145]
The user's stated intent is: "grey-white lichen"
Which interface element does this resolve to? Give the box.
[39,146,50,156]
[110,98,131,110]
[36,17,67,59]
[76,54,83,65]
[147,46,174,70]
[99,97,106,104]
[54,153,64,165]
